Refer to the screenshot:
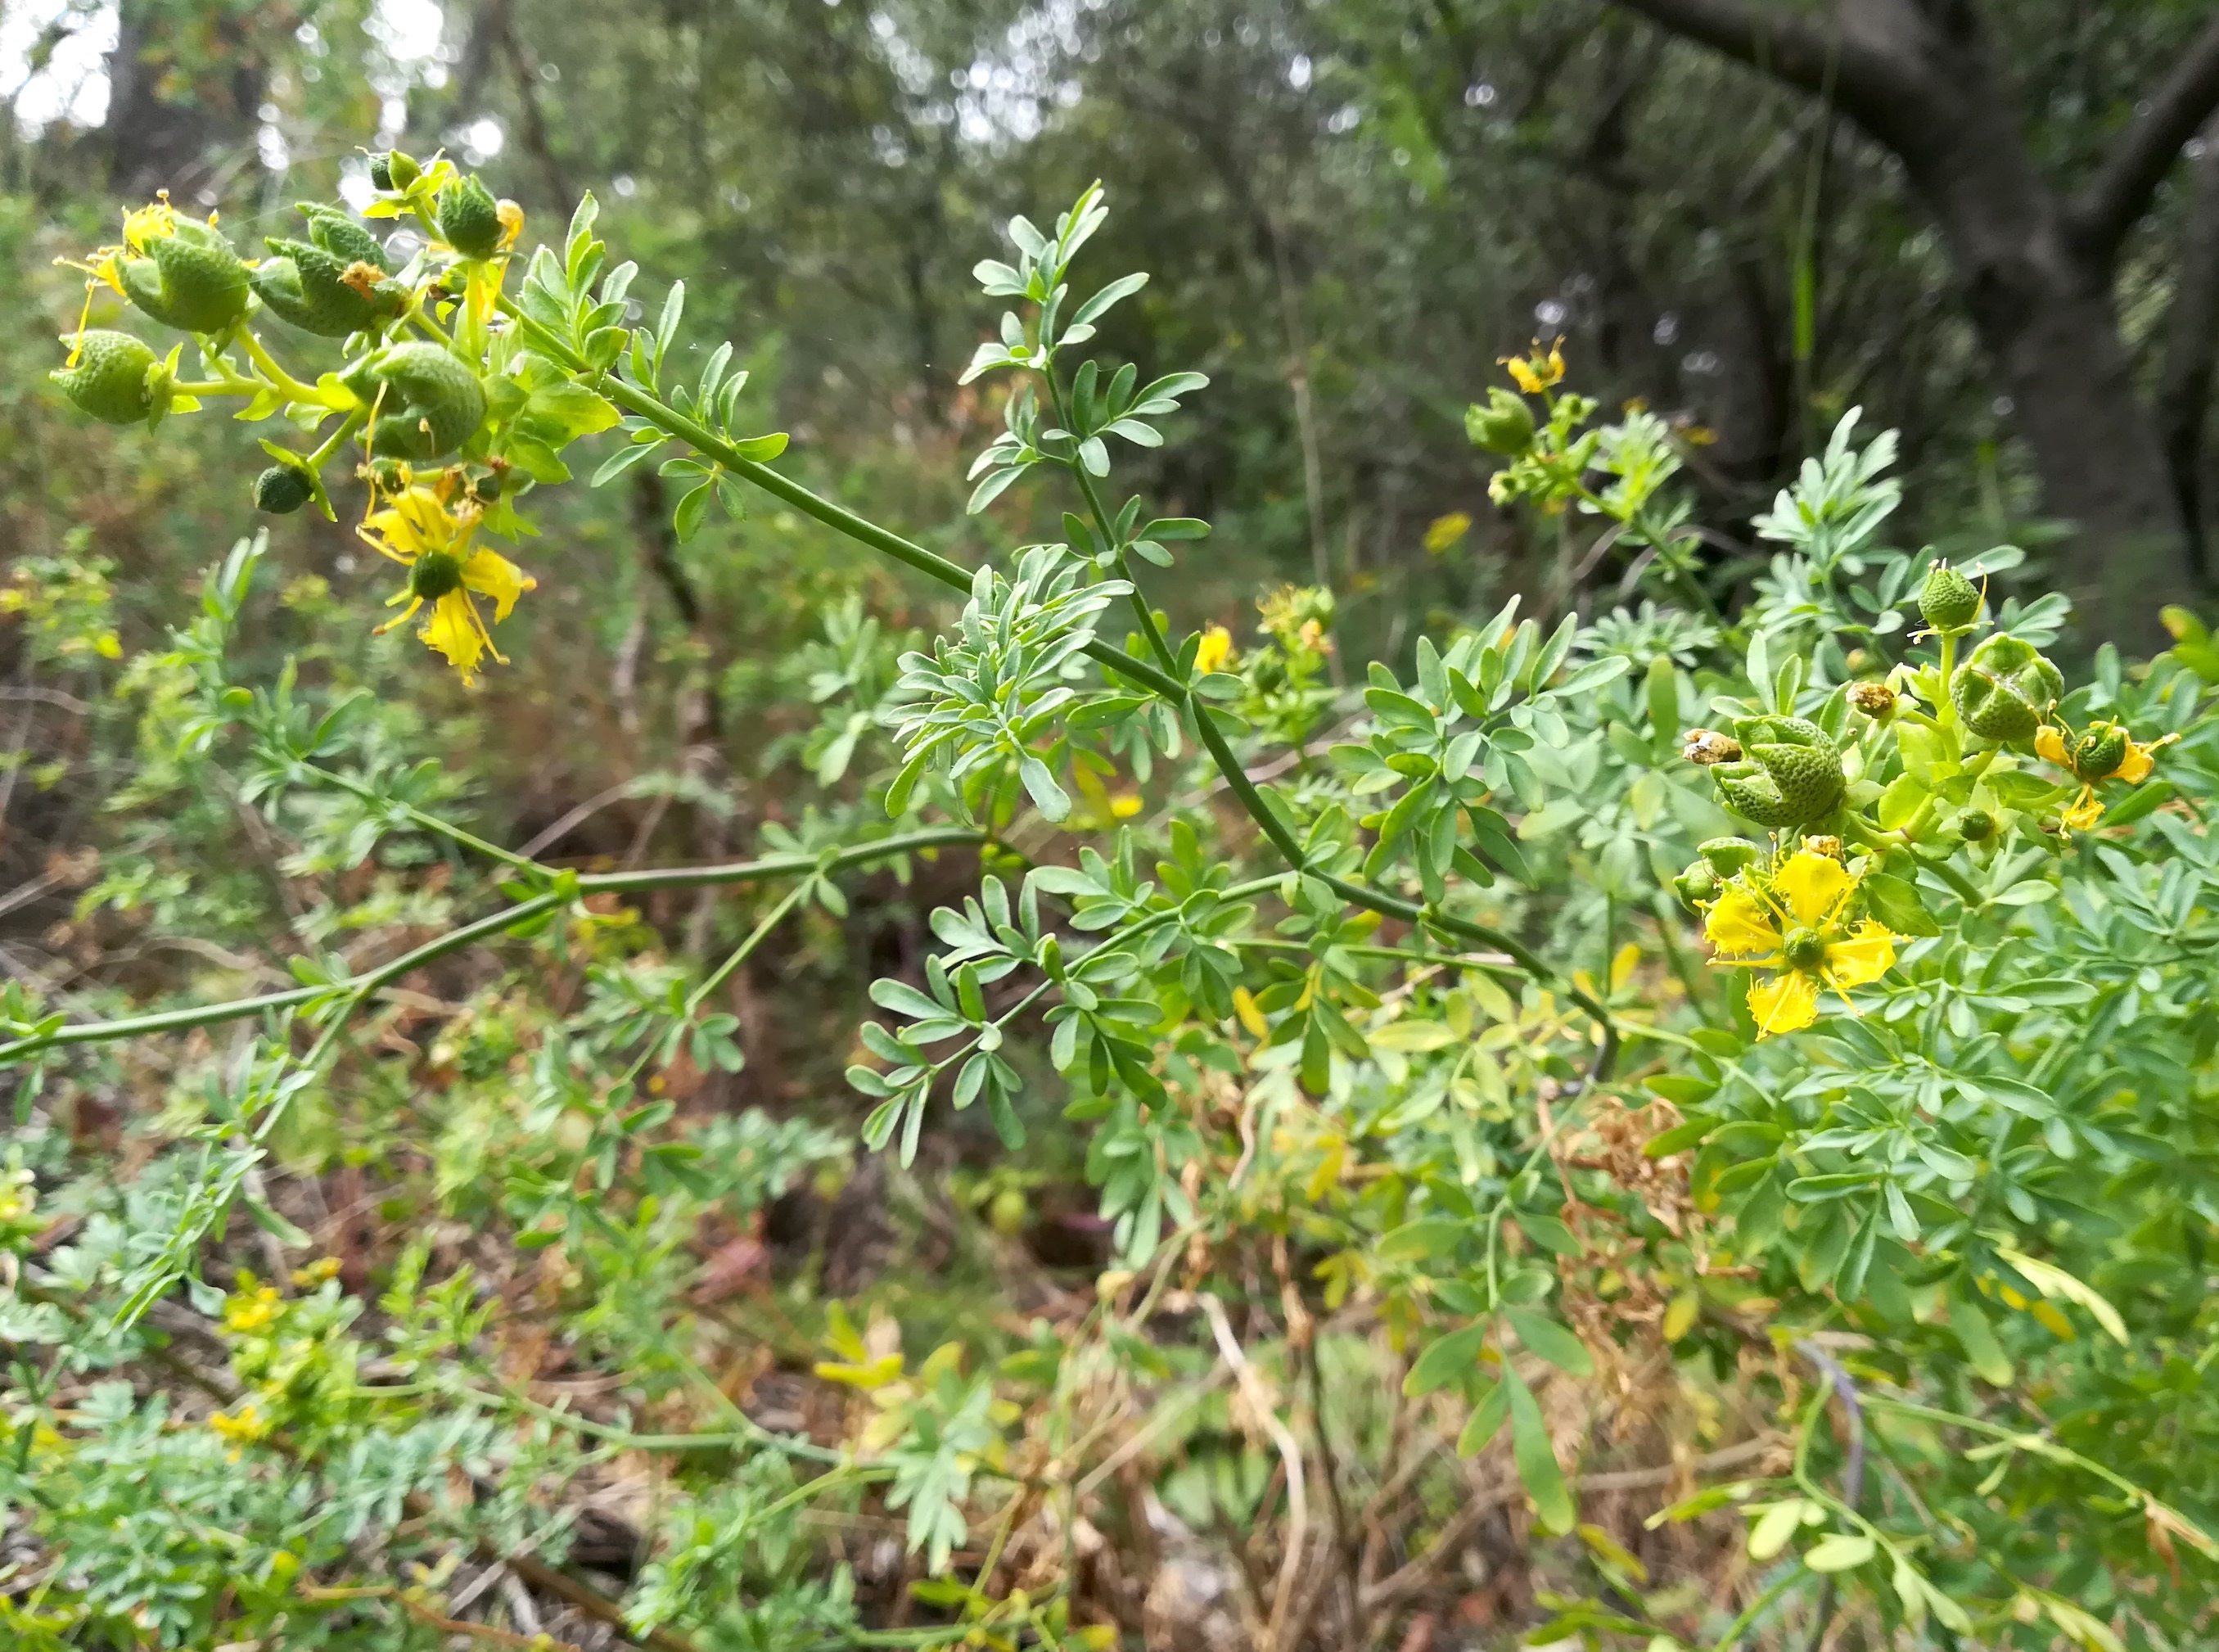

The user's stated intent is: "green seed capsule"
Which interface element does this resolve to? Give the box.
[1951,634,2062,743]
[252,238,404,337]
[435,175,504,259]
[51,330,165,424]
[1711,715,1846,830]
[409,549,466,601]
[1952,808,1997,842]
[253,465,315,514]
[372,149,421,191]
[299,204,393,273]
[1698,837,1762,876]
[2070,722,2129,781]
[1781,928,1828,971]
[116,219,251,335]
[1673,861,1721,912]
[343,342,488,460]
[1919,561,1981,631]
[1465,386,1536,456]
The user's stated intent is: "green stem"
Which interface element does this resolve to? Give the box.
[503,303,1617,1081]
[687,880,810,1015]
[1709,1568,1805,1652]
[304,761,551,875]
[0,828,983,1063]
[234,327,345,409]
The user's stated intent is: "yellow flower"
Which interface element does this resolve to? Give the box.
[223,1284,282,1334]
[1423,512,1473,554]
[2034,720,2176,832]
[1703,849,1901,1038]
[61,193,194,359]
[209,1401,270,1443]
[1192,624,1234,675]
[1501,337,1566,395]
[359,468,536,685]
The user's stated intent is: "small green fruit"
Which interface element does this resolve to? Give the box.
[252,225,405,337]
[435,174,504,259]
[1673,861,1721,911]
[1918,560,1981,631]
[1698,837,1762,876]
[253,465,314,514]
[298,204,393,273]
[52,331,166,424]
[1465,386,1536,456]
[1712,715,1846,829]
[1951,634,2061,743]
[117,219,251,334]
[343,342,488,459]
[2070,723,2129,781]
[1952,808,1997,842]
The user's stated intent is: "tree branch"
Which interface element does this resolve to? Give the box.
[2069,15,2219,264]
[1608,0,1925,162]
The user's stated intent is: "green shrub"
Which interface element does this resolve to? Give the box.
[6,151,2217,1652]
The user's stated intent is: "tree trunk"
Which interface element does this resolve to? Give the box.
[2155,121,2219,588]
[106,0,263,201]
[1612,0,2219,645]
[1885,27,2188,644]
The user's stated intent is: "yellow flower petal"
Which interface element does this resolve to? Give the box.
[420,591,488,684]
[1822,921,1897,990]
[1504,358,1543,395]
[2035,724,2069,768]
[1192,624,1233,675]
[1704,886,1782,958]
[2061,787,2104,831]
[1773,849,1853,928]
[1748,971,1819,1038]
[2115,740,2157,785]
[461,548,534,621]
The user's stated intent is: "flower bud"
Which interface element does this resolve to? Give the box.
[1847,680,1895,720]
[118,218,251,335]
[1951,633,2062,743]
[1951,808,1996,842]
[253,465,314,514]
[1711,715,1846,829]
[1919,560,1981,632]
[1681,729,1742,766]
[342,341,488,460]
[1673,861,1721,911]
[1465,386,1536,456]
[51,330,169,424]
[1698,837,1762,876]
[435,174,505,259]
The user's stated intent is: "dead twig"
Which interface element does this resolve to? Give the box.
[1198,1292,1307,1651]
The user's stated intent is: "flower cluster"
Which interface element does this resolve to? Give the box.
[45,152,564,686]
